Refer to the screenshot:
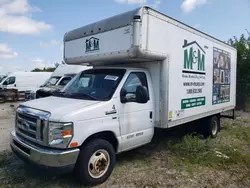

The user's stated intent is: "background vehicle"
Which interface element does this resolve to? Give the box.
[10,6,237,186]
[25,64,90,100]
[0,75,7,83]
[0,72,51,92]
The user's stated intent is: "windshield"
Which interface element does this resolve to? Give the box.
[58,77,72,86]
[0,76,7,83]
[43,76,61,86]
[56,69,126,101]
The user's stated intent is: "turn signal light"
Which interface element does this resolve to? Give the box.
[70,142,78,147]
[61,130,73,137]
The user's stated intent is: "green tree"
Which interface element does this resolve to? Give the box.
[31,67,56,72]
[228,34,250,83]
[228,34,250,111]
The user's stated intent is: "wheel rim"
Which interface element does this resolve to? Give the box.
[212,119,218,136]
[88,149,110,179]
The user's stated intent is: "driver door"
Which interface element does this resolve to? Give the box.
[118,72,154,151]
[2,76,16,89]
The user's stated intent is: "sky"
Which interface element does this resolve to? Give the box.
[0,0,249,74]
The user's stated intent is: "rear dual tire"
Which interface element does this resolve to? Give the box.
[202,115,220,138]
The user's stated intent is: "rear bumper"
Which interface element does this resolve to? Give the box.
[10,130,80,172]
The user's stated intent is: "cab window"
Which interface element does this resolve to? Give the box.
[124,72,148,93]
[121,72,149,102]
[3,76,16,85]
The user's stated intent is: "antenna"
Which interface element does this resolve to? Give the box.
[246,29,250,37]
[246,29,250,47]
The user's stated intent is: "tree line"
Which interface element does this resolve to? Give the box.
[31,62,61,72]
[228,33,250,111]
[31,67,56,72]
[228,34,250,83]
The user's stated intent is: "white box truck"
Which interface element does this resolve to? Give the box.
[10,6,237,186]
[25,64,91,100]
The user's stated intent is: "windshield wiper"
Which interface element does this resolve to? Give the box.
[53,91,98,100]
[68,93,98,101]
[52,91,67,97]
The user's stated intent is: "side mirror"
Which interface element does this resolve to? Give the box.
[135,85,149,103]
[120,88,127,103]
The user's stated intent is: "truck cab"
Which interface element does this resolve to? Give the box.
[25,65,91,100]
[11,66,155,184]
[35,73,76,99]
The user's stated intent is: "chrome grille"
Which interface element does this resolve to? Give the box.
[24,90,35,101]
[16,106,50,146]
[17,113,37,140]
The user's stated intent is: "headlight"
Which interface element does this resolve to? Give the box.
[30,91,36,99]
[15,112,18,130]
[48,122,73,148]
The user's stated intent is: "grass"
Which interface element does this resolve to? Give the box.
[165,121,250,182]
[242,118,250,123]
[168,134,250,168]
[245,98,250,112]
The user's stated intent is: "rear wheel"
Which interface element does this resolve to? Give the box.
[202,115,220,138]
[75,139,116,186]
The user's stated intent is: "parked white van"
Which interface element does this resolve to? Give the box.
[0,72,52,92]
[0,75,7,83]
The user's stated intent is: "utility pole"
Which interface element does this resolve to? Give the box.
[246,29,250,48]
[246,29,250,37]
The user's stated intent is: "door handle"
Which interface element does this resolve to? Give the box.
[149,111,153,119]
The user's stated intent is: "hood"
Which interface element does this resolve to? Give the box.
[39,85,62,91]
[36,86,62,98]
[22,96,102,121]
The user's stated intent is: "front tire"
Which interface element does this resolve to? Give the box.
[75,139,116,186]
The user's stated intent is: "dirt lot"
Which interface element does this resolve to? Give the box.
[0,102,20,152]
[0,103,250,188]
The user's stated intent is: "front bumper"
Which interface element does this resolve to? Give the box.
[10,130,80,171]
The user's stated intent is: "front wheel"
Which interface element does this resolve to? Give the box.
[75,139,116,186]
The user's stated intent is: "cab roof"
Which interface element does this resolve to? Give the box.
[64,7,142,42]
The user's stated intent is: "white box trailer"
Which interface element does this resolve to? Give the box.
[11,6,237,186]
[64,6,237,128]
